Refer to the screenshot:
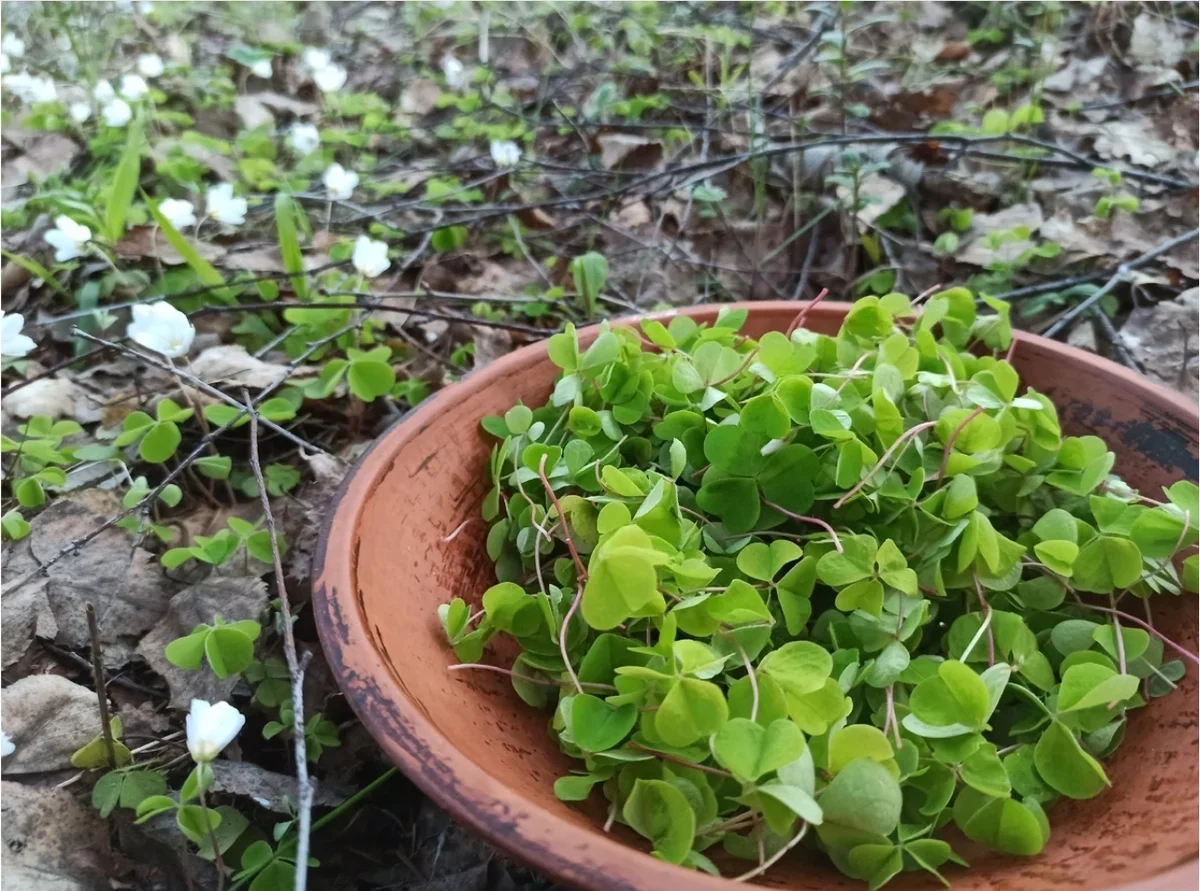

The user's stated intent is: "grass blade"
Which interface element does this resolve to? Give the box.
[144,194,236,304]
[0,249,73,300]
[105,115,144,242]
[274,193,309,300]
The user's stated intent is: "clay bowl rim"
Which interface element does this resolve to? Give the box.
[313,300,1199,891]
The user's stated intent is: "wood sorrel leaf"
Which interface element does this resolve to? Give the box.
[710,717,805,782]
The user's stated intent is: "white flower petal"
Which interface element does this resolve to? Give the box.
[127,301,195,359]
[352,235,390,279]
[102,98,132,127]
[186,699,245,764]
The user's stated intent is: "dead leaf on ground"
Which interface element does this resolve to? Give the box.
[1093,119,1181,168]
[613,200,653,230]
[1042,56,1108,95]
[189,343,291,389]
[25,492,180,668]
[0,131,80,188]
[398,78,442,117]
[595,133,663,171]
[283,452,349,585]
[1,781,114,889]
[211,760,350,813]
[0,376,106,424]
[1128,12,1186,71]
[137,577,269,709]
[235,94,276,130]
[472,327,513,371]
[935,41,970,62]
[115,226,226,265]
[839,173,906,229]
[1120,288,1199,399]
[253,92,319,117]
[1,675,102,773]
[0,566,56,668]
[956,202,1044,268]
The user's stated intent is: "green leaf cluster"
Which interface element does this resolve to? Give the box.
[436,292,1194,884]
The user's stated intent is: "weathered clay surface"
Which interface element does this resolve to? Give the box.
[314,302,1199,891]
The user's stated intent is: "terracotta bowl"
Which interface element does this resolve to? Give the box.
[314,302,1199,891]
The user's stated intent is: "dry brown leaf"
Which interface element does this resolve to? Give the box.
[253,92,320,117]
[473,327,513,371]
[0,131,80,188]
[20,493,180,668]
[211,761,350,813]
[1042,56,1108,94]
[935,41,970,62]
[114,226,226,265]
[596,133,663,171]
[1093,119,1181,168]
[613,201,653,229]
[188,343,291,389]
[399,78,442,117]
[1128,12,1186,70]
[957,203,1044,268]
[137,577,269,709]
[0,377,105,424]
[1,675,102,773]
[838,173,906,229]
[1,781,114,889]
[0,569,56,668]
[1121,288,1199,399]
[235,94,276,130]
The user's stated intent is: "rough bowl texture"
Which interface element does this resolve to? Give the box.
[314,302,1199,891]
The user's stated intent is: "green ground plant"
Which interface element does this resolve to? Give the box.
[439,290,1196,886]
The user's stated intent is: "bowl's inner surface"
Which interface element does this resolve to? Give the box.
[342,306,1198,890]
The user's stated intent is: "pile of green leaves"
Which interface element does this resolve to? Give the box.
[437,291,1197,887]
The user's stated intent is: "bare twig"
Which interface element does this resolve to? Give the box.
[86,604,117,768]
[1043,228,1200,338]
[71,328,336,459]
[245,391,313,891]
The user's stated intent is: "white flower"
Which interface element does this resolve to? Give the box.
[0,54,9,76]
[8,72,58,104]
[137,53,164,78]
[2,32,25,59]
[43,215,92,262]
[313,62,346,93]
[205,183,247,226]
[119,73,149,100]
[288,122,320,156]
[250,58,272,79]
[441,54,466,89]
[69,101,91,123]
[352,235,390,279]
[127,301,195,359]
[102,98,132,127]
[490,139,520,168]
[1,311,36,359]
[158,197,197,230]
[302,47,331,73]
[322,162,358,200]
[94,79,115,102]
[185,699,245,764]
[28,75,57,103]
[4,70,33,101]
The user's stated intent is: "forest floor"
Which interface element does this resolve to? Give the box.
[0,2,1197,890]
